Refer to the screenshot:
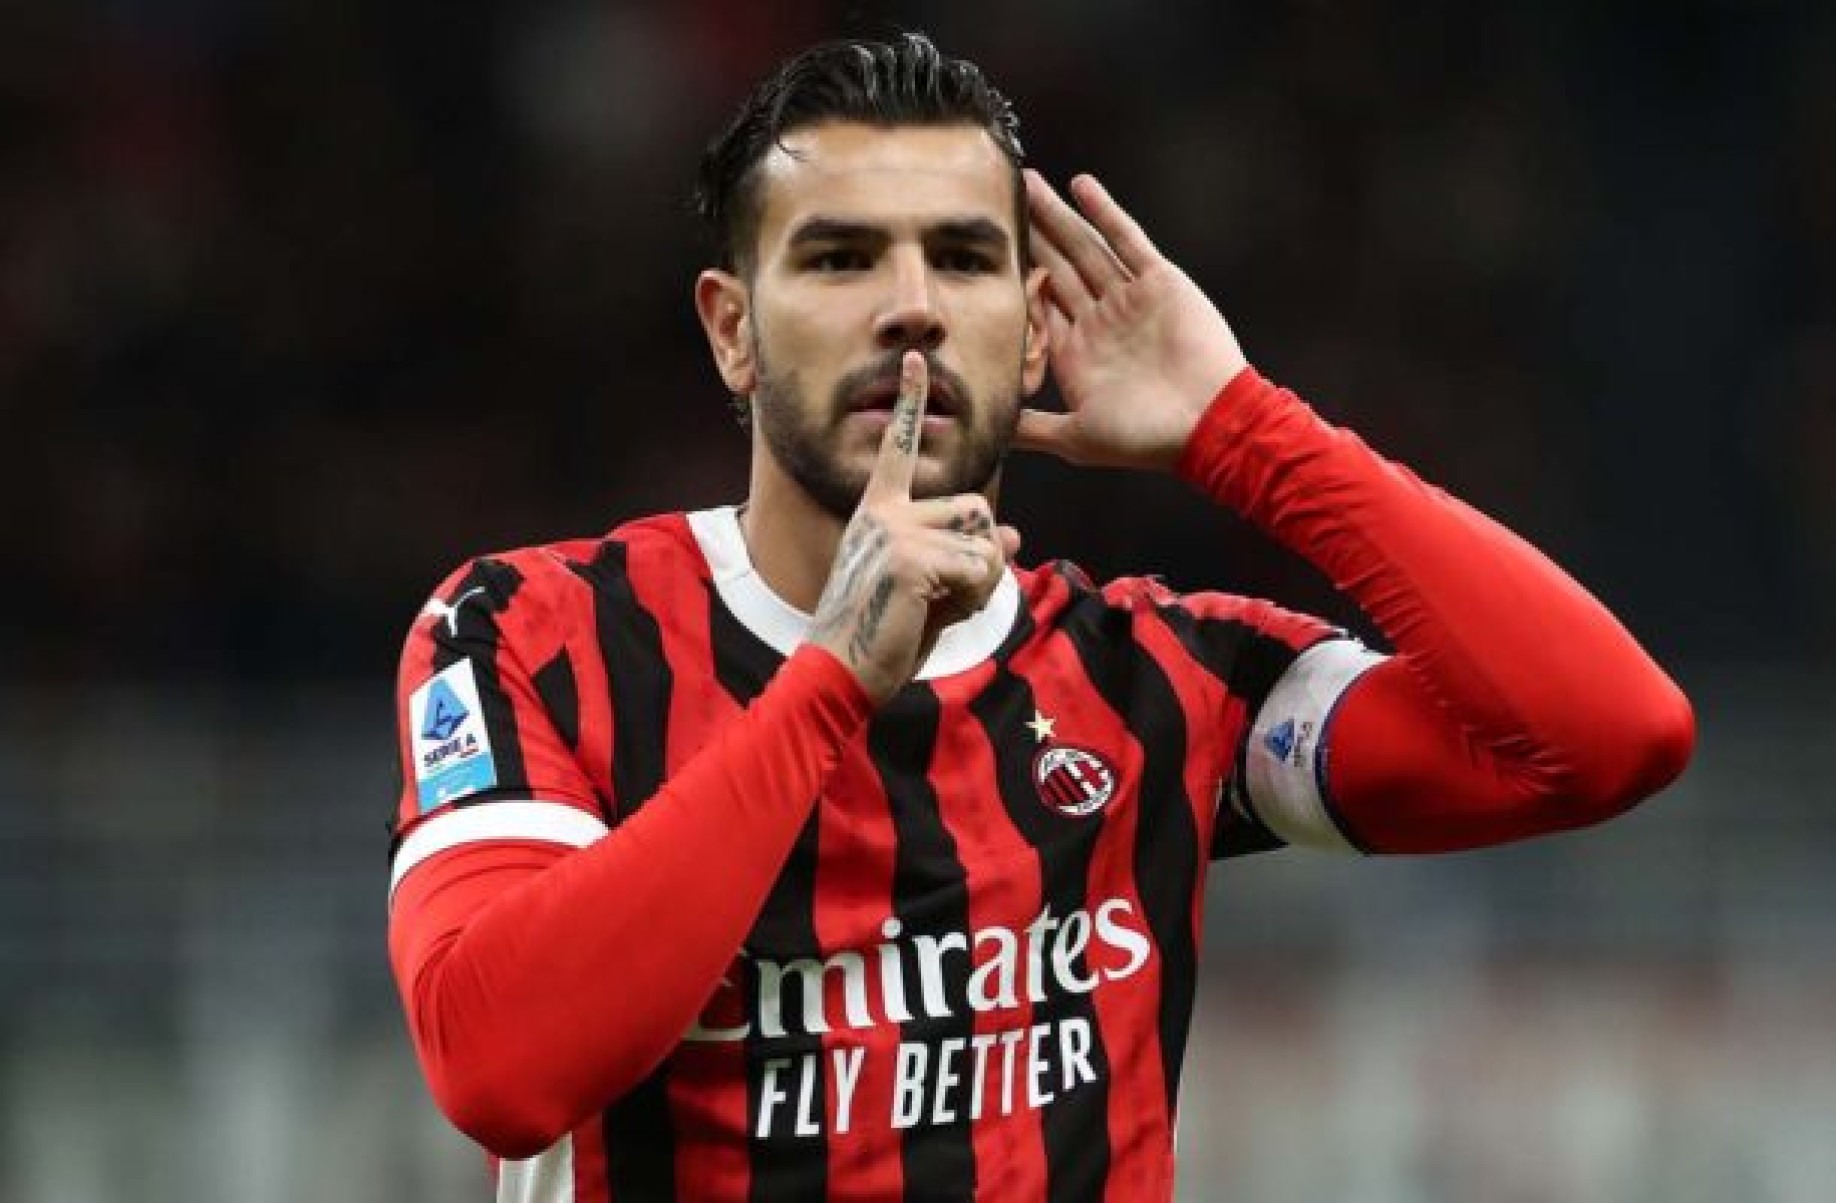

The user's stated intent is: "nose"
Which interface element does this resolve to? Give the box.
[873,248,944,353]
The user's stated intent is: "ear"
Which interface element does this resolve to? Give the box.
[1020,264,1050,395]
[694,269,756,396]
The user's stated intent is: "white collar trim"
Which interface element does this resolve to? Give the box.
[686,505,1019,680]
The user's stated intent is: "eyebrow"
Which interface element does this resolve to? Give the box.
[786,218,884,249]
[931,218,1011,253]
[786,216,1013,254]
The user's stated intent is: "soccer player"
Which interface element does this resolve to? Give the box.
[386,33,1693,1202]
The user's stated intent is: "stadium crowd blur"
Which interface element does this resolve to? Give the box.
[7,0,1833,683]
[5,2,1835,1201]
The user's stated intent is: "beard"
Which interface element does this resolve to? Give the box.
[751,343,1022,521]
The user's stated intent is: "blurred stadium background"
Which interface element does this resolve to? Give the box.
[4,1,1833,1199]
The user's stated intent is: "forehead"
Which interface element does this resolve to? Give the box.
[752,121,1016,244]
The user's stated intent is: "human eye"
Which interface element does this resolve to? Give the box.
[935,246,1000,275]
[804,247,871,273]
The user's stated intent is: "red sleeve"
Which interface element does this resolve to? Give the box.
[392,555,601,841]
[388,642,873,1158]
[1177,368,1695,853]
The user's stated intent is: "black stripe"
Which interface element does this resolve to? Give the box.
[1156,606,1315,858]
[742,815,829,1201]
[872,687,977,1202]
[707,581,783,700]
[1060,596,1203,1120]
[574,541,672,819]
[428,558,531,795]
[703,587,830,1202]
[532,651,580,752]
[574,539,678,1199]
[1156,607,1305,714]
[965,603,1112,1203]
[1212,775,1289,858]
[606,1073,674,1201]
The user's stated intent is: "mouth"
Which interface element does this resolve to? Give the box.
[845,373,963,420]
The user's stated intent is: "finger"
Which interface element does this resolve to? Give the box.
[1029,225,1095,319]
[922,525,1017,627]
[914,518,1020,568]
[1043,303,1077,364]
[913,526,1002,569]
[905,494,997,537]
[1068,174,1163,277]
[911,532,1002,599]
[1026,168,1129,299]
[866,350,928,500]
[1012,408,1078,460]
[1027,169,1119,298]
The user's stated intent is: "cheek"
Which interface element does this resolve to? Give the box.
[958,299,1032,384]
[760,294,855,389]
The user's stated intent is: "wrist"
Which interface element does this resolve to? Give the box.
[1151,352,1250,470]
[1173,364,1268,483]
[780,643,880,723]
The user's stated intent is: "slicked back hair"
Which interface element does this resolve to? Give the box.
[694,33,1028,276]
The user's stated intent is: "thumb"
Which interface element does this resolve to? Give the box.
[1012,408,1078,460]
[996,523,1022,562]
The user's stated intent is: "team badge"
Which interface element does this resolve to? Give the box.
[408,659,499,811]
[1023,710,1118,816]
[1032,743,1118,817]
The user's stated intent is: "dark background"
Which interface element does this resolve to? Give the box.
[3,2,1831,1200]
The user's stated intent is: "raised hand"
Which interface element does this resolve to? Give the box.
[806,351,1021,703]
[1018,170,1251,471]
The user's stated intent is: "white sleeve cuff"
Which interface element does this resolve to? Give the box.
[1242,640,1387,852]
[388,800,609,902]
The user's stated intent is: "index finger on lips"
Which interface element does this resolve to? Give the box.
[867,350,928,500]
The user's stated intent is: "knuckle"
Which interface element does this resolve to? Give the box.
[888,539,929,580]
[947,496,994,535]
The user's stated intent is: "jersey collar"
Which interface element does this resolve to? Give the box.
[687,505,1020,680]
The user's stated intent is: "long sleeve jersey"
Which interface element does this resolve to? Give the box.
[385,368,1694,1202]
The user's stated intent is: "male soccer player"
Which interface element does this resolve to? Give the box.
[386,33,1693,1202]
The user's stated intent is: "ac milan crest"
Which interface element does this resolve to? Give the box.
[1033,744,1118,817]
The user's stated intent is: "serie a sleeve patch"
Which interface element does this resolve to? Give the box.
[408,659,500,812]
[1243,639,1386,851]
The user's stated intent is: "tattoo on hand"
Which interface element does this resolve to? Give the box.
[811,515,892,662]
[849,576,896,666]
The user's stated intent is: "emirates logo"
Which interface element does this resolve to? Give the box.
[1033,744,1118,817]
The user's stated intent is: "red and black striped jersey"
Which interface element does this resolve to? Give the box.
[388,504,1379,1202]
[389,366,1698,1202]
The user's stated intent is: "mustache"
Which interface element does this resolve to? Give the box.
[833,352,970,416]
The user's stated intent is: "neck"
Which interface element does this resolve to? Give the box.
[737,447,1007,616]
[738,453,849,615]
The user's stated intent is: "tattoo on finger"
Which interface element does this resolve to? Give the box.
[894,401,919,454]
[947,510,993,537]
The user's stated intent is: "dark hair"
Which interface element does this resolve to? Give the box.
[694,32,1027,274]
